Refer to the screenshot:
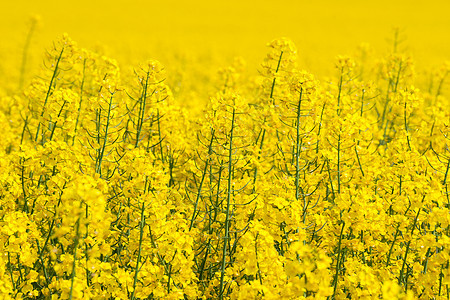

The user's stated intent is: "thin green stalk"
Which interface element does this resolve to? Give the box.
[148,223,179,290]
[35,45,65,143]
[355,147,364,177]
[157,109,164,162]
[393,60,403,93]
[72,58,86,146]
[16,255,24,283]
[270,51,283,104]
[326,159,336,200]
[219,108,235,300]
[315,102,326,154]
[20,116,29,145]
[135,69,151,148]
[84,204,90,287]
[252,128,266,193]
[19,17,38,90]
[95,93,115,176]
[21,159,28,213]
[295,88,303,205]
[399,208,421,287]
[435,70,449,101]
[392,28,400,53]
[167,264,173,294]
[337,68,343,116]
[49,100,67,141]
[189,131,215,230]
[443,157,450,186]
[360,88,366,117]
[381,60,403,143]
[35,240,50,285]
[7,252,16,291]
[332,221,345,299]
[422,248,431,274]
[255,233,263,286]
[404,96,411,151]
[439,264,443,296]
[198,239,211,281]
[337,134,341,194]
[380,82,391,132]
[131,203,146,300]
[386,224,400,266]
[69,217,81,300]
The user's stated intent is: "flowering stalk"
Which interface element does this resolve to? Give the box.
[131,203,145,300]
[35,46,65,144]
[219,107,235,300]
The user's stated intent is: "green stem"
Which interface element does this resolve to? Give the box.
[131,203,146,300]
[435,70,449,101]
[190,131,215,230]
[95,93,115,176]
[7,252,16,291]
[49,100,67,141]
[270,51,283,104]
[337,68,343,116]
[135,69,151,148]
[295,88,303,204]
[404,96,411,151]
[332,221,345,299]
[19,17,37,90]
[69,217,81,300]
[255,234,263,286]
[386,224,400,266]
[35,45,65,143]
[337,134,341,194]
[355,147,364,177]
[399,208,421,287]
[219,108,235,300]
[72,58,86,146]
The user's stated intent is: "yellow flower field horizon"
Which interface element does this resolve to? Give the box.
[1,0,450,75]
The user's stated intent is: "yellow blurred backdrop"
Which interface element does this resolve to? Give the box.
[1,0,449,80]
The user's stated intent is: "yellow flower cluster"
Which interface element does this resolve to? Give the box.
[0,32,449,300]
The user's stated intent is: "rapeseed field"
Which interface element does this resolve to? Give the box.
[0,1,449,299]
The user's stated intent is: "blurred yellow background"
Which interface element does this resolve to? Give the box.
[1,0,449,78]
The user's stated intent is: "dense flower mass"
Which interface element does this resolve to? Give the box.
[0,28,449,300]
